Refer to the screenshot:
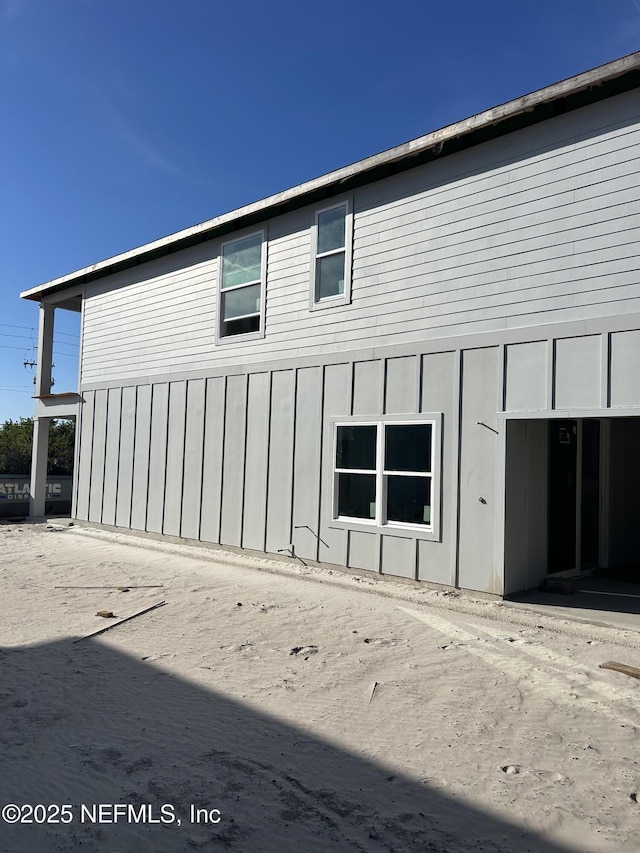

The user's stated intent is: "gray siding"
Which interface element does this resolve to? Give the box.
[265,369,296,555]
[115,386,136,529]
[199,377,225,544]
[80,91,640,386]
[457,347,501,594]
[163,382,187,537]
[72,321,640,594]
[70,88,640,596]
[180,379,206,541]
[219,375,247,548]
[242,372,270,552]
[504,420,548,595]
[291,367,323,561]
[130,385,151,531]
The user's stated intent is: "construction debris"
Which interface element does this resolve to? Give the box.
[73,601,167,643]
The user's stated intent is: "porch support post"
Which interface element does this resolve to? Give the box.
[29,417,50,517]
[29,303,55,517]
[35,303,54,396]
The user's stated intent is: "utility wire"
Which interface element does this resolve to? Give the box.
[0,323,79,340]
[0,333,79,348]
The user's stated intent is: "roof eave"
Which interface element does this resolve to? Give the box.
[20,49,640,303]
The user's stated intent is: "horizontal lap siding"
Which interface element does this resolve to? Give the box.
[81,92,640,386]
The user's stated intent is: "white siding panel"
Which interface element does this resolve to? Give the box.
[554,336,602,409]
[265,370,296,555]
[505,342,548,411]
[457,347,501,594]
[242,372,270,552]
[75,390,95,521]
[115,386,136,528]
[219,375,247,548]
[610,330,640,406]
[163,381,187,537]
[101,387,122,526]
[291,367,323,560]
[130,385,152,531]
[381,535,415,580]
[348,531,379,572]
[88,389,107,523]
[80,92,640,386]
[318,363,351,565]
[180,379,206,540]
[146,383,169,534]
[200,377,225,544]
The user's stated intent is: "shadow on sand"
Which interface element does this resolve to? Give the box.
[0,637,574,853]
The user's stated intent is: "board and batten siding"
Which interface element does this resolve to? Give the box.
[74,349,469,589]
[73,321,640,594]
[81,90,640,387]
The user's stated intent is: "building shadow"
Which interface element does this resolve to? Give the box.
[0,637,574,853]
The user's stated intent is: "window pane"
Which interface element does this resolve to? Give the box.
[222,283,261,320]
[222,315,260,337]
[386,475,431,525]
[338,473,376,519]
[317,206,346,254]
[336,425,377,470]
[222,234,262,289]
[316,252,345,299]
[385,424,432,472]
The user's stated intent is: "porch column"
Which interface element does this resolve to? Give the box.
[29,417,50,517]
[29,303,54,517]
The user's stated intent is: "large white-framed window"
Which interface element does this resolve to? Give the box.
[217,230,266,341]
[309,199,352,310]
[331,414,442,539]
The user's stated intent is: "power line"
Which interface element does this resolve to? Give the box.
[0,344,78,355]
[0,332,79,348]
[0,323,79,340]
[0,345,33,351]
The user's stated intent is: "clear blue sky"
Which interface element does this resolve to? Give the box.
[1,0,638,423]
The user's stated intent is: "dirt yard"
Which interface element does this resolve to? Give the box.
[1,521,639,852]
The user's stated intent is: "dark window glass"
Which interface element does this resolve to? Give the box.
[336,425,377,470]
[316,252,345,299]
[223,315,260,337]
[386,475,431,525]
[385,424,432,472]
[338,473,376,519]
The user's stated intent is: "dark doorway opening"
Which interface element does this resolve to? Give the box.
[548,419,600,574]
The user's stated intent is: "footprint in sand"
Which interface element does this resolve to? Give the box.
[289,645,318,659]
[500,765,572,784]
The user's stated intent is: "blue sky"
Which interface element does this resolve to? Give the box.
[1,0,639,423]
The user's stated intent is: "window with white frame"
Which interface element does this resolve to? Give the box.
[219,231,265,338]
[310,200,352,308]
[333,418,439,532]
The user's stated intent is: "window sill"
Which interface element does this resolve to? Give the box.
[329,518,440,542]
[216,328,265,345]
[309,293,350,312]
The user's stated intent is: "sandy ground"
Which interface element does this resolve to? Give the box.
[1,522,639,853]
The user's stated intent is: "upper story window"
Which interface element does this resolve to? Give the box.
[310,200,352,310]
[218,231,266,340]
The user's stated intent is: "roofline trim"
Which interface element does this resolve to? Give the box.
[21,50,640,302]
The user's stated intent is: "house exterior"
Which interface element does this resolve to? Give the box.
[21,52,640,596]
